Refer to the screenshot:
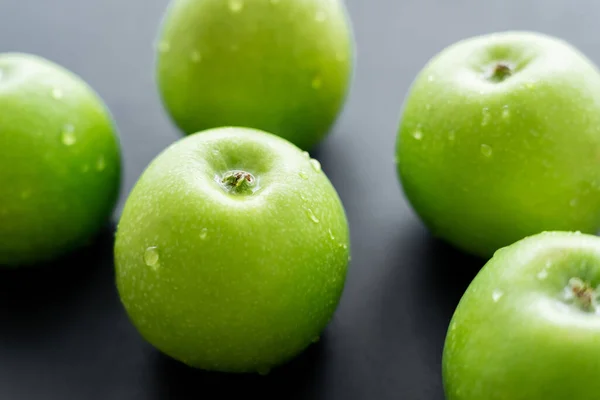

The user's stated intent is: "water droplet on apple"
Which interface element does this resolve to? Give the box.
[526,82,535,90]
[144,247,160,270]
[190,51,202,63]
[481,108,491,126]
[575,231,582,235]
[307,209,320,223]
[315,10,327,22]
[229,0,244,13]
[537,270,548,280]
[545,260,553,268]
[311,76,322,90]
[412,129,423,140]
[310,159,321,172]
[96,155,106,171]
[157,41,171,53]
[480,144,493,157]
[427,75,435,82]
[257,367,271,376]
[61,124,76,146]
[492,289,504,302]
[328,229,336,241]
[448,131,456,141]
[302,151,310,159]
[298,171,308,180]
[339,243,348,250]
[51,88,64,100]
[450,322,457,331]
[199,228,208,240]
[502,105,510,119]
[570,198,579,207]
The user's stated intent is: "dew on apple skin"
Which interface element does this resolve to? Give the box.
[96,155,106,171]
[502,105,510,119]
[570,198,579,207]
[448,131,456,141]
[526,82,535,90]
[51,88,64,100]
[537,269,548,280]
[61,124,76,146]
[328,229,336,241]
[190,51,202,63]
[298,171,308,180]
[199,228,208,240]
[228,0,244,13]
[481,108,491,126]
[302,151,310,160]
[412,129,423,140]
[492,289,504,302]
[306,209,320,223]
[310,159,321,172]
[427,75,435,82]
[339,243,348,250]
[315,10,327,23]
[311,76,322,90]
[480,144,493,158]
[157,41,171,53]
[144,247,160,270]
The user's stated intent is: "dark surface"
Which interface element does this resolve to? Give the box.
[0,0,594,398]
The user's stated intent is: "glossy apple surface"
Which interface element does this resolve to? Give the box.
[115,127,350,373]
[156,0,354,150]
[444,231,600,400]
[396,31,600,258]
[0,53,121,266]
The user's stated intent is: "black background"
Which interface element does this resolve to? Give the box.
[0,0,594,399]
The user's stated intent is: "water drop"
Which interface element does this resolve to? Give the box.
[480,144,493,158]
[526,82,535,90]
[502,105,510,119]
[96,155,106,171]
[302,151,310,159]
[298,171,308,180]
[545,260,553,268]
[144,247,160,270]
[339,243,348,250]
[310,159,321,172]
[492,289,504,302]
[200,228,208,240]
[306,209,320,223]
[328,229,336,241]
[158,41,171,53]
[61,124,76,146]
[229,0,244,13]
[570,198,579,207]
[51,88,64,100]
[412,129,423,140]
[450,322,457,331]
[190,51,202,63]
[448,131,456,141]
[537,270,548,280]
[311,77,322,89]
[257,367,271,376]
[427,75,435,82]
[481,108,491,126]
[315,10,326,22]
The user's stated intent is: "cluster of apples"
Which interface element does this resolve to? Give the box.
[3,0,600,398]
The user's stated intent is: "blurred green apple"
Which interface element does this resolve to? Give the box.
[444,231,600,400]
[396,31,600,258]
[156,0,354,150]
[0,53,121,266]
[115,127,350,373]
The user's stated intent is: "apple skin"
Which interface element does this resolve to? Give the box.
[443,231,600,399]
[114,127,350,373]
[442,232,600,400]
[396,31,600,258]
[156,0,354,151]
[0,53,121,266]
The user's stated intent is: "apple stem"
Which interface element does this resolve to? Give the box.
[566,278,599,313]
[487,62,512,82]
[220,170,256,195]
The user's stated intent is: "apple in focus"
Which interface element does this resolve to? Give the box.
[443,231,600,399]
[396,31,600,258]
[114,127,351,373]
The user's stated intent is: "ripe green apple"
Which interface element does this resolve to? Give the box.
[443,231,600,400]
[0,53,121,266]
[155,0,354,150]
[114,127,350,373]
[396,31,600,258]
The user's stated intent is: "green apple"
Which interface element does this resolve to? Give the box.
[114,127,350,373]
[443,231,600,399]
[396,31,600,258]
[0,53,121,266]
[155,0,354,150]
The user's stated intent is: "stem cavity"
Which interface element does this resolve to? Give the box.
[219,170,257,195]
